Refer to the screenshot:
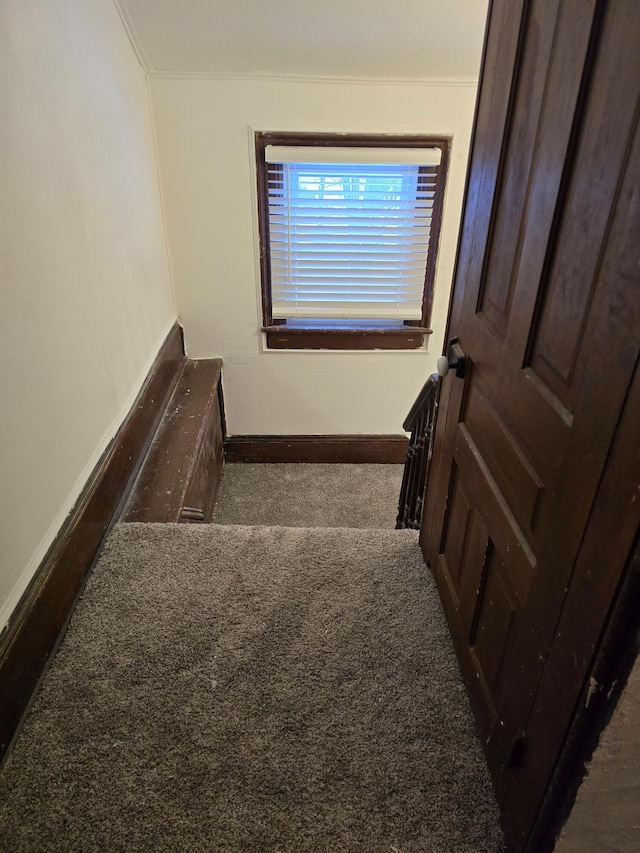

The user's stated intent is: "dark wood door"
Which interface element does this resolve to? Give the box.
[421,0,640,847]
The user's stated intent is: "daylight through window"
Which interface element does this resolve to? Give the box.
[255,134,449,349]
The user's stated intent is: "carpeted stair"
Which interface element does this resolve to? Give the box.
[211,463,405,529]
[0,522,504,852]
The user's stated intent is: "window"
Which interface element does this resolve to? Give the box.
[255,133,450,350]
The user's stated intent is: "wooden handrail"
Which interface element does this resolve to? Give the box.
[396,374,439,530]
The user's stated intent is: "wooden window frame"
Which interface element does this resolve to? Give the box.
[255,132,451,350]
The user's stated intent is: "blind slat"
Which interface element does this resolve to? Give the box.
[267,158,437,321]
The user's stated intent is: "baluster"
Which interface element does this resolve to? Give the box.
[396,375,439,530]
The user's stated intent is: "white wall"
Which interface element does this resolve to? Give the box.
[0,0,175,630]
[149,76,478,435]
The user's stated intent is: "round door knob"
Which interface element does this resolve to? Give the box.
[437,341,467,379]
[437,355,450,377]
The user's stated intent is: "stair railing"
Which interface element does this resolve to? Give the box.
[396,374,439,530]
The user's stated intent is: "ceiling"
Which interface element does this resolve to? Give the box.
[116,0,488,79]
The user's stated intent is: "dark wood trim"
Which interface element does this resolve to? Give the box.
[224,435,409,464]
[263,325,431,350]
[257,132,453,150]
[254,132,273,328]
[122,359,225,524]
[0,323,184,763]
[254,131,451,347]
[420,147,450,327]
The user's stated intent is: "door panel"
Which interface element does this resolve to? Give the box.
[421,0,640,846]
[474,548,516,698]
[463,376,543,536]
[526,9,640,408]
[475,0,561,340]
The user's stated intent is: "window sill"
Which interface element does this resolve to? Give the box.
[262,324,432,350]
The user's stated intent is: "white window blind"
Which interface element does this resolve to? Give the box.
[265,147,442,321]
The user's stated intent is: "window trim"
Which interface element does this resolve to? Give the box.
[255,132,451,350]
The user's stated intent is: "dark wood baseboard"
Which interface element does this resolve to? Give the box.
[122,359,224,523]
[224,435,409,464]
[0,323,184,763]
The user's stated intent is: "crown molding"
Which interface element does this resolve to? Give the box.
[148,69,479,87]
[112,0,152,72]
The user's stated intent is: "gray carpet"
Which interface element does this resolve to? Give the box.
[0,523,503,852]
[211,463,403,528]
